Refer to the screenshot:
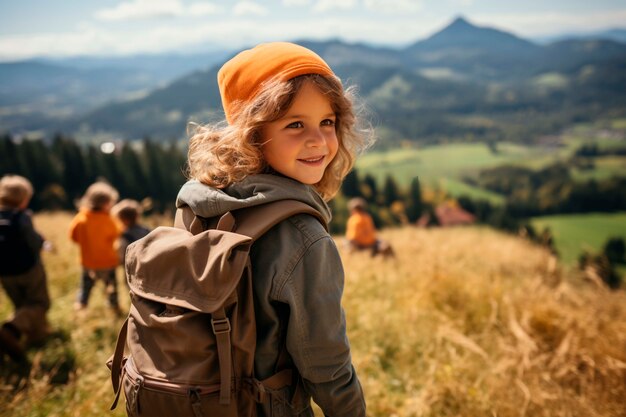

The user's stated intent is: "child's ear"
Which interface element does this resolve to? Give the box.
[19,199,30,209]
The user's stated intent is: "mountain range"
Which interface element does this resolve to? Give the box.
[1,17,625,145]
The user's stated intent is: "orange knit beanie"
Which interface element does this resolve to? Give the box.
[217,42,335,124]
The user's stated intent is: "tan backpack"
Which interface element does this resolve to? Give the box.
[107,200,325,416]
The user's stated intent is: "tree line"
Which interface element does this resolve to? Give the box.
[0,134,187,213]
[466,161,626,218]
[4,134,625,226]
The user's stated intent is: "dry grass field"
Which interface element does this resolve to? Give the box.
[1,212,626,417]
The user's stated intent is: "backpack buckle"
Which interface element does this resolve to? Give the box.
[248,379,267,403]
[211,317,231,334]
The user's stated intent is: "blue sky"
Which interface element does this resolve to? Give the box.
[1,0,625,60]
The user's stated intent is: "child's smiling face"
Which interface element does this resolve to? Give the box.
[261,81,338,185]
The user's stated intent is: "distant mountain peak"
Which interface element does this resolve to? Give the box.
[437,16,487,37]
[449,16,471,28]
[407,15,539,54]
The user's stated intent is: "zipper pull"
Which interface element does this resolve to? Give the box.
[189,388,204,417]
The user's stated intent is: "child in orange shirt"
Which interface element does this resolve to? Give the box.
[68,182,122,313]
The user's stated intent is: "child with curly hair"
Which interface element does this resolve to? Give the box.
[176,42,370,416]
[69,181,122,314]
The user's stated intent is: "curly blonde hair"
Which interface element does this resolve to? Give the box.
[186,74,370,201]
[79,181,119,211]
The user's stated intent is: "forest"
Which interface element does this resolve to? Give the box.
[4,133,625,229]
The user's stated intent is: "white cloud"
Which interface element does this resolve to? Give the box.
[188,3,223,16]
[233,1,269,16]
[313,0,358,13]
[282,0,311,6]
[96,0,182,21]
[364,0,423,14]
[449,0,474,6]
[3,6,626,61]
[95,0,222,21]
[0,15,439,61]
[472,9,626,37]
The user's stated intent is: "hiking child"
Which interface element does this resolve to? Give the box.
[68,181,122,314]
[0,175,51,362]
[345,197,394,258]
[111,199,150,268]
[176,42,369,416]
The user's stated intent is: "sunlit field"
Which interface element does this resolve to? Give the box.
[2,212,626,417]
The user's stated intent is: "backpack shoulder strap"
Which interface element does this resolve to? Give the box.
[0,209,21,227]
[173,205,205,234]
[234,200,327,241]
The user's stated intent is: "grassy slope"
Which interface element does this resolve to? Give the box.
[2,213,626,417]
[340,226,626,417]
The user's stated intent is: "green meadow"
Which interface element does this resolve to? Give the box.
[356,141,572,203]
[357,142,551,187]
[358,120,626,201]
[531,212,626,266]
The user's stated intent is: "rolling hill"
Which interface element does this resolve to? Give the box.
[2,17,626,144]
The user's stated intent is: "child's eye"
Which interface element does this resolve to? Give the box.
[321,119,336,127]
[286,121,304,129]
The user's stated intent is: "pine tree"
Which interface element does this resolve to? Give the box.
[0,135,22,176]
[85,144,109,184]
[406,177,423,222]
[119,142,148,200]
[163,141,187,199]
[143,138,169,211]
[102,151,126,196]
[52,134,87,207]
[382,174,400,207]
[19,139,61,209]
[362,174,378,203]
[341,169,362,198]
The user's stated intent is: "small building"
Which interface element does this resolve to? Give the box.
[417,203,476,227]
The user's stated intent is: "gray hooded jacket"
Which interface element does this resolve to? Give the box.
[176,174,366,417]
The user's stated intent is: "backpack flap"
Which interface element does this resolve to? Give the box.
[125,226,253,313]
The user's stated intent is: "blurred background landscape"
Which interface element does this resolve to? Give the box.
[1,1,626,416]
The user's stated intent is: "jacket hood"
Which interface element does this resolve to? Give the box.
[176,174,332,224]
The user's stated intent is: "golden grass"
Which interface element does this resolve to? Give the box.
[340,226,626,417]
[2,213,625,417]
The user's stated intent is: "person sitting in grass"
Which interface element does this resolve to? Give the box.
[345,197,394,258]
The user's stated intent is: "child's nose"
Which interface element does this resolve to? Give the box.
[306,128,326,147]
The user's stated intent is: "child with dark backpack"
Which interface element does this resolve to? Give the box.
[0,175,51,362]
[109,42,369,416]
[111,199,150,268]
